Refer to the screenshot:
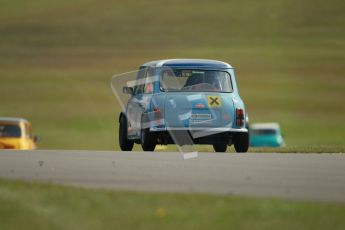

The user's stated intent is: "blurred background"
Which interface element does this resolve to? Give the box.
[1,0,344,151]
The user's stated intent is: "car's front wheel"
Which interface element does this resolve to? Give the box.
[119,115,134,151]
[234,132,249,153]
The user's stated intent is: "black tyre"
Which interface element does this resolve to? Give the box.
[213,143,227,152]
[119,115,134,151]
[234,132,249,153]
[141,118,156,151]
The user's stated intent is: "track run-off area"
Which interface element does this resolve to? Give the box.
[0,150,344,203]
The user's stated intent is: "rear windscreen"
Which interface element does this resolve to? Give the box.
[251,129,277,135]
[160,69,233,92]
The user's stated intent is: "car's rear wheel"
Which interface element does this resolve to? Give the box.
[119,115,134,151]
[141,117,156,151]
[234,132,249,153]
[213,143,227,152]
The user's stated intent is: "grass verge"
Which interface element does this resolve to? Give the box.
[0,179,345,230]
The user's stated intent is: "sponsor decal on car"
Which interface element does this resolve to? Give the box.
[207,96,222,107]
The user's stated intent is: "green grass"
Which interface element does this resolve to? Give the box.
[197,145,345,153]
[0,0,344,151]
[0,179,345,230]
[247,146,345,153]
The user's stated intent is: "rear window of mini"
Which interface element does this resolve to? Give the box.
[160,69,233,93]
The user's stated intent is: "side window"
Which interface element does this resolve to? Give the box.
[133,67,146,95]
[144,67,155,94]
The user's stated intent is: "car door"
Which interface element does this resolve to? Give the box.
[126,67,155,139]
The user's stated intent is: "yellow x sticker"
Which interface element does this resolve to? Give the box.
[208,96,222,107]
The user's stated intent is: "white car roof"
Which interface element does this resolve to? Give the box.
[0,117,29,123]
[141,59,233,68]
[250,123,280,130]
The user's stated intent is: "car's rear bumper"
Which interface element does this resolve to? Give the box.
[149,127,248,145]
[150,126,247,133]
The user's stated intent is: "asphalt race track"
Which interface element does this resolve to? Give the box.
[0,150,344,202]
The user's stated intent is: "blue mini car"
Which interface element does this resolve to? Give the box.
[119,59,249,152]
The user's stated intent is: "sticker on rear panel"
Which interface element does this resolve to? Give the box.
[207,96,222,107]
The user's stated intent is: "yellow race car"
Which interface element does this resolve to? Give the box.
[0,117,39,150]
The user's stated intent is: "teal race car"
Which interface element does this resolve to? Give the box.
[118,59,249,152]
[249,123,285,147]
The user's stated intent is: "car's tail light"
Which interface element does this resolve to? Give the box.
[236,108,245,127]
[153,107,162,125]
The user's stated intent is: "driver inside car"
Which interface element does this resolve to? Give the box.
[205,72,221,90]
[184,72,221,91]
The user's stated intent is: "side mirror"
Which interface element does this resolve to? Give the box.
[123,86,133,95]
[34,135,41,143]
